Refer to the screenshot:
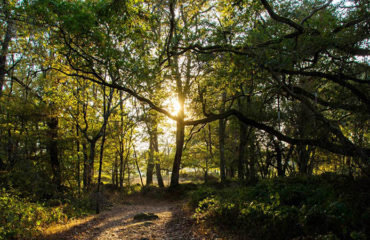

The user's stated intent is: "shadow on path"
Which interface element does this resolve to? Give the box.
[41,199,204,240]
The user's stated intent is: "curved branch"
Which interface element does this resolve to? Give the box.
[335,46,370,56]
[184,109,370,158]
[301,0,333,25]
[333,16,370,33]
[260,0,304,32]
[53,67,370,159]
[280,69,370,107]
[50,67,180,122]
[288,86,364,113]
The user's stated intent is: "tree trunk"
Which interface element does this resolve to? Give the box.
[0,1,13,97]
[273,140,284,177]
[116,158,120,188]
[204,124,213,183]
[86,140,96,189]
[296,93,314,175]
[133,147,144,186]
[127,159,131,186]
[204,161,209,183]
[218,91,227,183]
[146,133,155,186]
[170,93,185,187]
[119,148,124,188]
[76,125,81,192]
[155,163,164,187]
[47,117,62,189]
[153,128,164,188]
[219,119,226,183]
[112,156,116,185]
[170,118,185,187]
[297,144,310,175]
[7,128,13,168]
[284,145,294,174]
[249,139,256,181]
[238,121,247,180]
[82,141,88,189]
[96,126,106,214]
[119,90,124,188]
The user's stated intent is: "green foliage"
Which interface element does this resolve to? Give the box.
[191,175,370,240]
[0,0,368,238]
[0,189,65,239]
[0,189,94,240]
[124,184,143,195]
[190,186,217,208]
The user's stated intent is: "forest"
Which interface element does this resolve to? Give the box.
[0,0,369,239]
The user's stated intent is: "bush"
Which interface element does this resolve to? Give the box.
[0,189,95,240]
[190,175,370,240]
[190,186,216,208]
[0,189,67,240]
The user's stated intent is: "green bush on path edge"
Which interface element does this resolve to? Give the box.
[190,174,370,240]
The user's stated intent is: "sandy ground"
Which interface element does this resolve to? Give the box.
[42,197,219,240]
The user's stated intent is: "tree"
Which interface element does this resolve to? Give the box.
[26,0,369,185]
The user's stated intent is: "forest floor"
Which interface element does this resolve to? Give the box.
[41,195,225,240]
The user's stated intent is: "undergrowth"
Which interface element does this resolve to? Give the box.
[0,188,93,240]
[190,174,370,240]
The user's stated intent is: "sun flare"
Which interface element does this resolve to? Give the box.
[172,100,182,116]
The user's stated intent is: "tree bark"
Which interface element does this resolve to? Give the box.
[170,120,185,187]
[170,93,185,187]
[153,128,164,188]
[127,158,131,186]
[76,125,81,193]
[133,146,144,186]
[117,157,121,188]
[297,144,309,175]
[238,121,247,180]
[86,140,96,189]
[47,117,62,189]
[218,91,227,182]
[119,147,124,188]
[249,137,256,181]
[7,128,13,168]
[0,0,13,97]
[119,90,124,188]
[82,141,88,189]
[273,140,284,177]
[146,133,155,186]
[112,155,117,186]
[155,163,164,187]
[219,118,226,183]
[96,125,106,214]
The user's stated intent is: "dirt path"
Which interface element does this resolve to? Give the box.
[42,197,214,240]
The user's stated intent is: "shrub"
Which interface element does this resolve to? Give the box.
[189,186,216,208]
[190,175,370,240]
[0,189,67,239]
[0,189,95,240]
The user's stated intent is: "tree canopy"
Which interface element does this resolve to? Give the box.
[0,0,369,193]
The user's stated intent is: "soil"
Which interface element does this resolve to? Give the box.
[42,196,222,240]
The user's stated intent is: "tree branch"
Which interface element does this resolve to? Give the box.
[301,0,333,25]
[260,0,304,32]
